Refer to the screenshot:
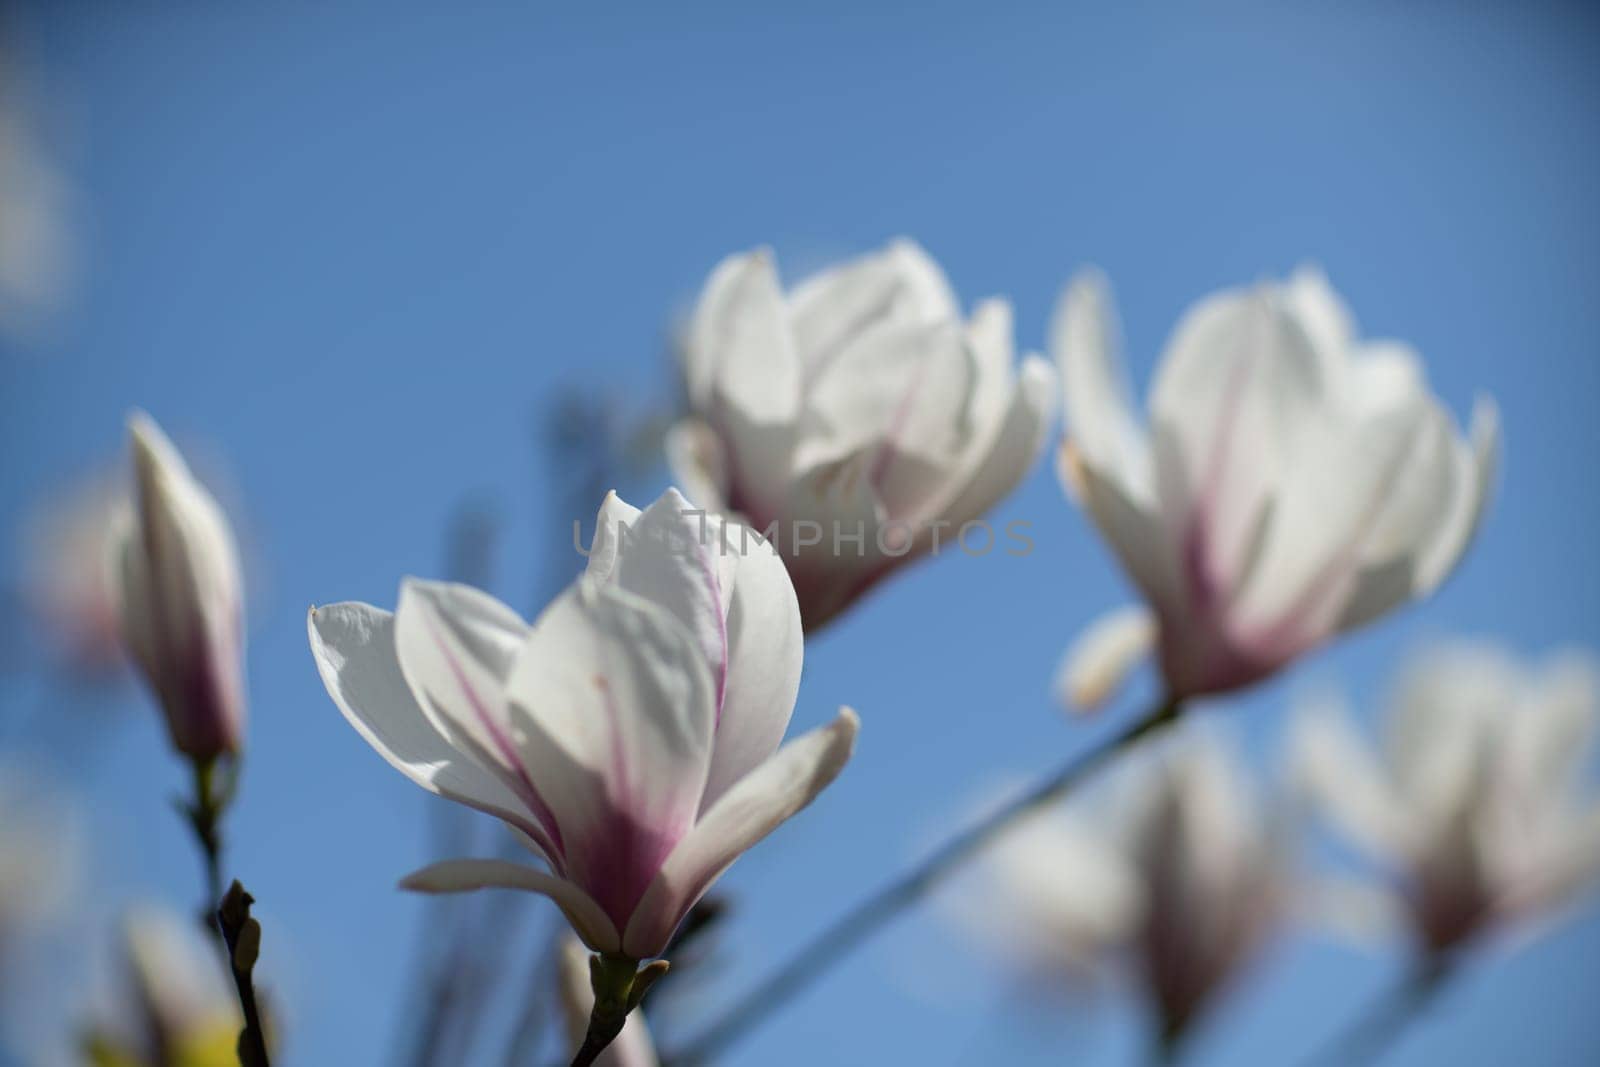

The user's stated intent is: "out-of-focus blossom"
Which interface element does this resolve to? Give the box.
[1292,642,1600,956]
[0,68,71,342]
[957,798,1143,987]
[309,488,858,960]
[82,906,240,1067]
[669,239,1057,630]
[21,472,126,675]
[556,936,658,1066]
[962,733,1285,1045]
[1054,267,1499,705]
[0,767,83,949]
[111,413,247,762]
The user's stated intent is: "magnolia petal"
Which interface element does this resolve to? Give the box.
[1056,604,1156,714]
[1052,269,1151,501]
[664,419,730,515]
[689,248,800,425]
[586,491,644,585]
[960,297,1016,435]
[307,603,562,863]
[393,580,538,796]
[703,517,804,809]
[797,319,975,521]
[1414,395,1501,593]
[505,582,717,927]
[1288,697,1410,863]
[937,354,1057,529]
[1067,450,1181,617]
[400,859,620,954]
[789,239,955,381]
[1150,289,1326,600]
[1283,265,1356,372]
[623,708,859,958]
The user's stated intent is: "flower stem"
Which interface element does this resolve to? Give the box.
[1298,955,1451,1067]
[184,757,227,926]
[666,694,1184,1065]
[217,881,273,1067]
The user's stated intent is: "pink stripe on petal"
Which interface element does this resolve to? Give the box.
[424,614,566,863]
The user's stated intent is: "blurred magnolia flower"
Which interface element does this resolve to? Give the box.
[963,733,1285,1047]
[111,412,247,763]
[21,471,126,676]
[557,936,658,1066]
[1055,267,1498,707]
[309,488,858,961]
[0,767,83,948]
[83,906,240,1067]
[1292,642,1600,957]
[669,239,1057,630]
[0,72,71,342]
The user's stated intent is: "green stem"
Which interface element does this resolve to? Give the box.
[666,694,1185,1065]
[185,758,227,929]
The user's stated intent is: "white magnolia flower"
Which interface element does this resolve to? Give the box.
[965,734,1285,1043]
[1293,642,1600,956]
[309,488,858,960]
[112,413,247,762]
[1055,267,1498,704]
[557,936,658,1067]
[669,239,1057,630]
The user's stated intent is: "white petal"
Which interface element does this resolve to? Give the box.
[1385,643,1516,819]
[1287,695,1410,863]
[796,319,975,521]
[586,492,644,585]
[1505,651,1600,802]
[1149,289,1327,600]
[1414,395,1500,592]
[1062,444,1181,615]
[688,248,799,424]
[663,419,730,514]
[400,859,620,954]
[505,581,717,929]
[703,517,804,808]
[623,708,858,958]
[308,603,561,861]
[938,354,1057,528]
[963,298,1018,433]
[789,238,956,381]
[1055,604,1156,713]
[1282,264,1356,371]
[1052,268,1151,502]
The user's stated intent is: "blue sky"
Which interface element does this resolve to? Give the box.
[2,3,1597,1064]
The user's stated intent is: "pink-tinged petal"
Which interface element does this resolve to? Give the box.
[120,412,247,760]
[780,449,887,632]
[664,419,730,514]
[505,582,717,932]
[703,514,803,808]
[623,708,858,959]
[1149,289,1326,608]
[1056,604,1155,714]
[392,580,566,861]
[1061,444,1181,619]
[307,603,560,864]
[937,354,1056,529]
[795,319,974,522]
[1052,269,1151,503]
[400,859,620,955]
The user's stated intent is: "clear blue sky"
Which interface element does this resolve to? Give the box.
[2,3,1597,1065]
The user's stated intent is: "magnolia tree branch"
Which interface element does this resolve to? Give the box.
[218,881,273,1067]
[666,694,1184,1065]
[1298,955,1453,1067]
